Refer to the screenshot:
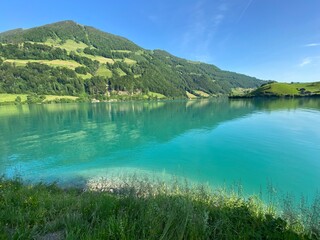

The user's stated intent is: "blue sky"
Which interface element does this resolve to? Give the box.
[1,0,320,82]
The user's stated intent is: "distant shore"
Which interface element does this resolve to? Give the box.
[0,93,217,106]
[229,94,320,99]
[229,82,320,98]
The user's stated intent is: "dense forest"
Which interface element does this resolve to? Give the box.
[0,20,265,99]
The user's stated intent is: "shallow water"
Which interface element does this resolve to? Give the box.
[0,98,319,198]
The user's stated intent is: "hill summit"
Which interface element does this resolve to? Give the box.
[0,20,265,99]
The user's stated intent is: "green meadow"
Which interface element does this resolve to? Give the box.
[252,82,320,97]
[146,91,166,99]
[0,94,29,102]
[4,59,82,70]
[96,65,113,78]
[44,39,89,52]
[0,177,318,239]
[0,94,78,104]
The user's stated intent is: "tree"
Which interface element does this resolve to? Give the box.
[14,96,22,104]
[75,66,88,75]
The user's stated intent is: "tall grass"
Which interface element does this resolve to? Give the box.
[0,176,319,239]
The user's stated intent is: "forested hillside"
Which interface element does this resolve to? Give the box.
[0,20,265,99]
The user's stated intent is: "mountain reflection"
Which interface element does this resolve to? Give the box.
[0,98,319,183]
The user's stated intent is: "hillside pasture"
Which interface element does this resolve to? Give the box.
[124,58,137,65]
[111,50,132,53]
[96,65,112,78]
[0,94,78,104]
[148,92,166,99]
[0,94,28,103]
[80,52,114,64]
[44,39,89,52]
[254,82,320,96]
[194,90,210,97]
[4,59,83,70]
[43,95,78,102]
[186,91,197,99]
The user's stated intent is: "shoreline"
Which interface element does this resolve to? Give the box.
[1,176,319,239]
[229,94,320,99]
[0,95,219,106]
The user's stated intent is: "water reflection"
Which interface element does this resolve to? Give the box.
[0,98,319,197]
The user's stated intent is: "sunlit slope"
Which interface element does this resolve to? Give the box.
[251,82,320,97]
[0,20,265,98]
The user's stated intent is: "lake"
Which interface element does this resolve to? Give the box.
[0,98,320,199]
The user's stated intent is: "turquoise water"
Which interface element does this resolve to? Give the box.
[0,98,320,198]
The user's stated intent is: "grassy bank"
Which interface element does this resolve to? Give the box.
[0,93,80,105]
[0,92,172,106]
[252,82,320,97]
[229,82,320,98]
[0,177,319,239]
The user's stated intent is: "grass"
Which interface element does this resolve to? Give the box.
[0,94,28,103]
[114,58,138,65]
[134,74,142,79]
[44,39,89,52]
[114,58,123,62]
[116,68,127,77]
[4,59,83,70]
[42,95,79,102]
[194,90,210,97]
[77,72,93,80]
[111,50,132,53]
[147,91,166,99]
[229,88,255,97]
[0,176,319,239]
[0,94,78,104]
[26,40,115,64]
[105,91,166,101]
[96,65,113,78]
[80,52,114,64]
[252,82,320,97]
[135,50,145,55]
[123,58,137,65]
[186,91,198,99]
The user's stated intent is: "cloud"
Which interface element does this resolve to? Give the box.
[214,14,225,26]
[299,56,320,67]
[180,0,228,60]
[238,0,254,22]
[304,43,320,47]
[299,58,312,67]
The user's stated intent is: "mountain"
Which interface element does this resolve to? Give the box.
[0,20,265,99]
